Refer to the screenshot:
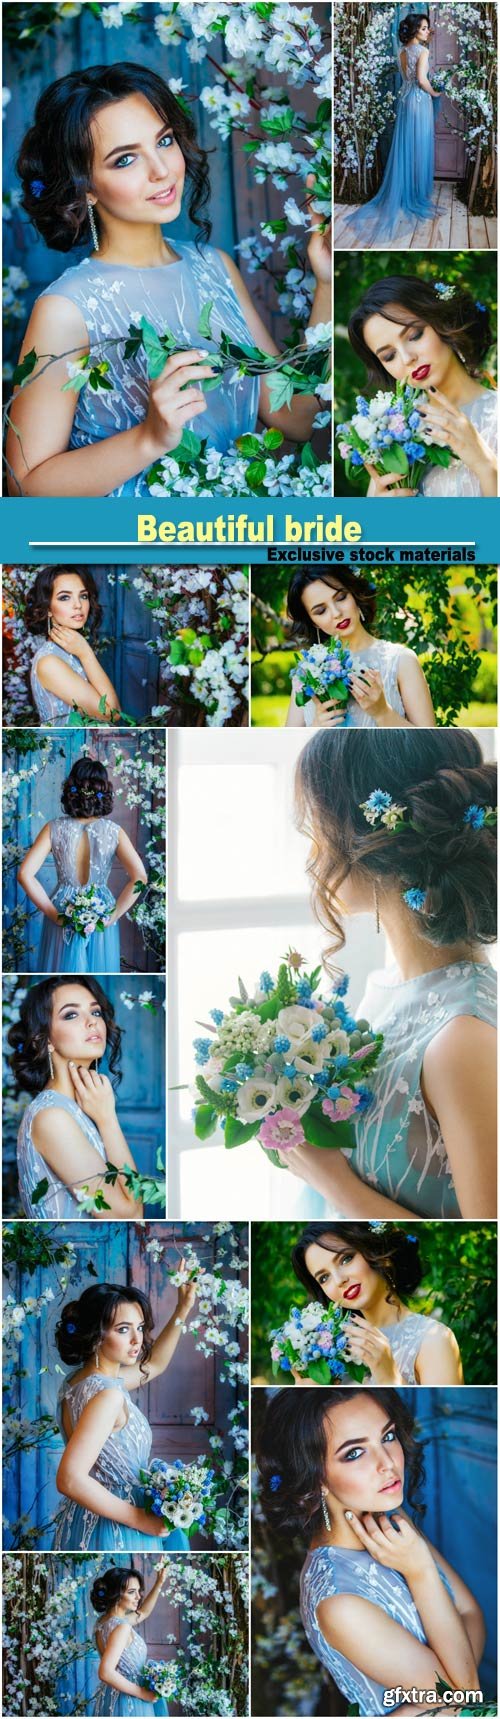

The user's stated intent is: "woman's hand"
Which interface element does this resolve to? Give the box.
[47,620,93,663]
[418,387,497,489]
[291,1366,318,1386]
[349,667,389,722]
[141,349,216,459]
[306,175,331,286]
[343,1313,402,1384]
[68,1064,117,1129]
[311,694,346,727]
[132,1507,174,1539]
[175,1258,198,1322]
[366,465,418,498]
[347,1510,434,1582]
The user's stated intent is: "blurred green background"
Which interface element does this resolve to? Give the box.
[250,563,497,726]
[334,250,498,495]
[251,1221,497,1384]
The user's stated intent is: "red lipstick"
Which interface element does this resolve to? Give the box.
[344,1283,361,1301]
[411,364,431,382]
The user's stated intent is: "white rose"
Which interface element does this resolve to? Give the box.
[276,1005,324,1050]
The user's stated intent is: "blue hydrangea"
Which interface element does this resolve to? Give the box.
[351,450,365,467]
[332,1054,349,1073]
[194,1038,212,1066]
[355,395,370,415]
[405,440,425,461]
[235,1061,254,1080]
[403,888,427,912]
[274,1035,291,1053]
[408,411,421,431]
[313,1070,330,1088]
[221,1078,238,1094]
[296,978,312,1002]
[336,974,349,998]
[311,1023,327,1042]
[463,804,485,829]
[356,1085,374,1113]
[280,1357,291,1371]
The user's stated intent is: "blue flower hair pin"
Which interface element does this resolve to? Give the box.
[30,179,45,199]
[360,795,496,914]
[435,281,456,301]
[269,1474,282,1492]
[360,791,407,831]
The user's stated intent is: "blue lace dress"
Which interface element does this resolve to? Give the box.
[93,1616,169,1717]
[37,815,121,973]
[344,42,436,243]
[300,1543,454,1716]
[30,640,89,724]
[53,1374,188,1553]
[39,242,260,496]
[299,640,406,728]
[17,1089,107,1220]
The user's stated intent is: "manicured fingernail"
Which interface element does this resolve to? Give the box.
[345,1510,353,1521]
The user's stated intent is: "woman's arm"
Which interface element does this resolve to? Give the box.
[418,388,498,498]
[56,1389,166,1540]
[36,623,120,720]
[318,1593,454,1710]
[125,1267,197,1390]
[17,824,60,923]
[415,1324,464,1385]
[137,1567,167,1622]
[6,295,216,497]
[271,1139,421,1216]
[98,1623,156,1704]
[422,1015,497,1217]
[285,688,306,727]
[349,653,436,728]
[422,1537,486,1663]
[417,47,439,96]
[106,828,148,926]
[32,1096,143,1220]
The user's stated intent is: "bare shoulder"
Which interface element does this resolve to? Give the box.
[317,1592,380,1649]
[22,290,89,357]
[424,1011,496,1084]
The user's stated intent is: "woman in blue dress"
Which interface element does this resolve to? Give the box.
[91,1564,171,1716]
[7,61,331,498]
[9,975,145,1220]
[16,756,147,974]
[258,1388,485,1716]
[343,13,440,246]
[54,1278,197,1553]
[25,567,121,726]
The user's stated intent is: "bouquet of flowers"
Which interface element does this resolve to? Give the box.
[141,1660,179,1701]
[192,953,383,1164]
[292,638,353,710]
[270,1301,369,1384]
[139,1455,218,1537]
[57,885,112,942]
[337,381,456,492]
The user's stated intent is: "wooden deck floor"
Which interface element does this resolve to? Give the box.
[334,180,497,251]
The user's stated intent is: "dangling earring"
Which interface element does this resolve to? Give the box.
[94,1345,101,1371]
[374,882,381,936]
[321,1487,331,1532]
[87,201,99,252]
[47,613,52,635]
[359,609,365,622]
[316,627,322,645]
[48,1044,55,1078]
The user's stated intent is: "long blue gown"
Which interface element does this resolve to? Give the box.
[93,1616,169,1717]
[345,40,436,242]
[53,1373,189,1554]
[37,815,121,973]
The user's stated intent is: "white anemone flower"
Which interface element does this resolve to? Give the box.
[294,1038,327,1074]
[236,1078,276,1123]
[275,1074,313,1116]
[276,1004,324,1049]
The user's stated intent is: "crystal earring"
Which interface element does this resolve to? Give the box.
[94,1346,101,1371]
[87,201,99,252]
[48,1045,54,1078]
[359,609,365,622]
[374,882,380,936]
[316,627,322,645]
[321,1487,331,1532]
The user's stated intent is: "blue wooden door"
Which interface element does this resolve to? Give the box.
[3,1222,246,1553]
[92,568,163,722]
[3,729,164,971]
[2,975,166,1217]
[401,1387,497,1695]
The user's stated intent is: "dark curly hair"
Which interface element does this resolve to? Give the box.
[348,274,493,390]
[61,758,113,818]
[17,62,211,252]
[91,1564,145,1616]
[295,728,497,961]
[399,11,430,44]
[56,1282,154,1372]
[7,977,122,1097]
[287,569,377,646]
[291,1223,423,1308]
[257,1388,425,1540]
[24,567,102,643]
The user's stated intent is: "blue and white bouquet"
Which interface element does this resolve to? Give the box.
[139,1455,218,1537]
[58,884,112,942]
[270,1301,368,1385]
[292,637,353,711]
[337,380,455,491]
[192,954,383,1164]
[141,1660,179,1701]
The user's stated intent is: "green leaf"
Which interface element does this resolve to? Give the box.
[31,1178,49,1206]
[300,442,318,472]
[12,348,38,388]
[176,427,203,462]
[236,433,263,457]
[194,1103,218,1141]
[380,444,409,476]
[246,459,267,491]
[316,99,332,125]
[261,109,294,136]
[302,1109,356,1151]
[306,1359,333,1384]
[141,317,173,380]
[198,299,214,340]
[263,427,284,450]
[224,1116,259,1148]
[266,371,295,412]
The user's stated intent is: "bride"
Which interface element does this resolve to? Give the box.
[342,11,440,245]
[54,1278,197,1552]
[16,756,148,974]
[91,1564,170,1715]
[270,727,496,1219]
[7,61,330,498]
[25,567,121,726]
[285,568,436,728]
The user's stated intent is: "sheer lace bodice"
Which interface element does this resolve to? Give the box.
[300,640,406,728]
[376,1312,445,1382]
[399,38,426,90]
[95,1616,148,1682]
[31,640,88,724]
[50,817,120,889]
[421,393,498,497]
[300,1544,454,1715]
[40,242,259,496]
[54,1374,152,1551]
[17,1089,106,1220]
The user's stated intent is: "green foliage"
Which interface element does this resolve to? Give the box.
[250,564,497,726]
[250,1222,497,1383]
[333,250,497,495]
